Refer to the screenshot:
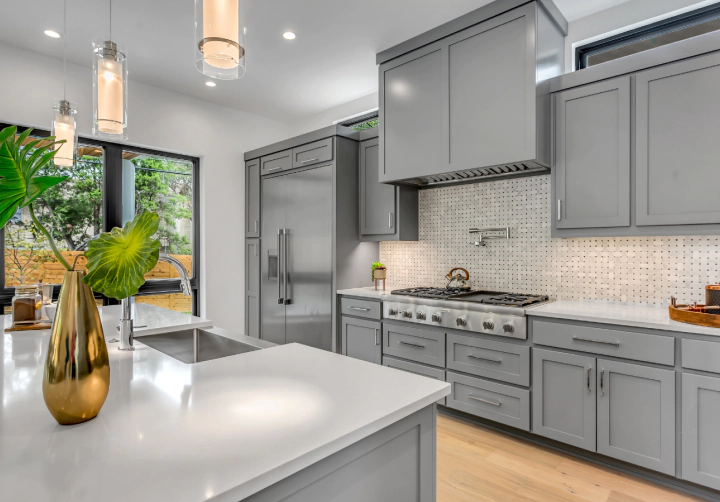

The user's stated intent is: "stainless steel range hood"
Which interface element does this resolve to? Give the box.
[398,161,550,188]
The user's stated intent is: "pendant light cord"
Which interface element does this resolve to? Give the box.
[63,0,67,99]
[109,0,112,41]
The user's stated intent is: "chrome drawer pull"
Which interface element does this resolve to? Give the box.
[375,329,379,346]
[468,395,501,407]
[301,158,319,164]
[267,166,283,172]
[587,367,591,392]
[399,341,426,349]
[349,307,370,311]
[468,354,502,363]
[572,336,619,347]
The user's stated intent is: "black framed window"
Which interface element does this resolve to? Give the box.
[0,124,200,315]
[576,4,720,70]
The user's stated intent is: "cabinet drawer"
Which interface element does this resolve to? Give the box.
[446,371,530,431]
[682,338,720,374]
[531,318,674,366]
[447,334,530,386]
[292,138,333,168]
[261,149,292,175]
[383,324,445,368]
[383,356,446,405]
[340,297,381,320]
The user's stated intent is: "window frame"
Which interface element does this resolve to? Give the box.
[575,3,720,70]
[0,123,201,315]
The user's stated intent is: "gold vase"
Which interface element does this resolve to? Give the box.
[42,271,110,425]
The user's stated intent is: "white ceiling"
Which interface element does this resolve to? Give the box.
[0,0,633,123]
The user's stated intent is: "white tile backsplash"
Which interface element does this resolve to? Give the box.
[379,175,720,305]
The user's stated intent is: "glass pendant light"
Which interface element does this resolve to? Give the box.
[51,0,78,167]
[195,0,247,80]
[93,0,127,139]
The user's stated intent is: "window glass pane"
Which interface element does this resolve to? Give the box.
[4,137,102,286]
[135,293,193,314]
[124,151,194,279]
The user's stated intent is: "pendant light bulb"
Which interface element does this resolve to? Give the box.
[51,0,78,167]
[195,0,247,80]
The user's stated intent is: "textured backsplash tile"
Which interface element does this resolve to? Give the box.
[379,175,720,305]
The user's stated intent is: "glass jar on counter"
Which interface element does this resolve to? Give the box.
[12,285,42,324]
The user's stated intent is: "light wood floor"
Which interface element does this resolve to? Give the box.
[437,413,706,502]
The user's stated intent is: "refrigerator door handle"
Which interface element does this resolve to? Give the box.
[284,229,291,305]
[277,229,284,305]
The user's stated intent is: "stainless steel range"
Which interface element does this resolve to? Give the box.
[384,288,549,340]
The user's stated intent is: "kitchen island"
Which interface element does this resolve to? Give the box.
[0,305,449,501]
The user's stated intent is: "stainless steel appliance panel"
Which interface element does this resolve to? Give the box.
[261,174,287,345]
[284,165,334,350]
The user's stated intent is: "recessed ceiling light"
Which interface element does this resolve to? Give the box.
[205,81,217,87]
[44,30,61,39]
[282,32,296,40]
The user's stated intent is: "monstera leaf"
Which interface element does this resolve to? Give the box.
[0,126,68,229]
[83,212,162,300]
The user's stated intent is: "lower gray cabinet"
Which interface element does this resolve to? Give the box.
[342,316,382,364]
[245,239,260,338]
[682,373,720,490]
[383,356,446,406]
[532,349,596,451]
[597,359,675,475]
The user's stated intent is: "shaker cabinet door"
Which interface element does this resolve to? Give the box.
[682,373,720,490]
[596,359,675,475]
[245,239,261,338]
[246,160,261,237]
[360,138,396,236]
[554,76,630,229]
[342,316,382,365]
[636,53,720,226]
[532,349,596,451]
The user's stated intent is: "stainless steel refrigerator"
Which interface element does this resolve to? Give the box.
[261,165,335,350]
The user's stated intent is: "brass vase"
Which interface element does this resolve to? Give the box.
[43,271,110,425]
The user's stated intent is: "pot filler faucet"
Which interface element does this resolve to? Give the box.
[116,255,192,351]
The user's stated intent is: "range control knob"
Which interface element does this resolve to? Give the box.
[416,311,427,321]
[503,322,515,333]
[431,313,442,323]
[456,317,467,327]
[402,310,413,318]
[483,320,495,330]
[388,308,398,316]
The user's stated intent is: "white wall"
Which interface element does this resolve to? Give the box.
[565,0,714,70]
[0,43,289,330]
[286,92,378,137]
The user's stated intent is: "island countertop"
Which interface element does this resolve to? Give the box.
[0,308,449,502]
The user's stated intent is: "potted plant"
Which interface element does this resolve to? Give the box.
[371,261,386,281]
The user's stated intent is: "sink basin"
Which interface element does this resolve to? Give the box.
[138,328,261,364]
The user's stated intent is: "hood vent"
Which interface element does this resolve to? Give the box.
[400,161,550,187]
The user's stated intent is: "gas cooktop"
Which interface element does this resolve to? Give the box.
[391,287,548,307]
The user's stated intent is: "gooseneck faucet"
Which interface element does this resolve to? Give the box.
[117,255,192,351]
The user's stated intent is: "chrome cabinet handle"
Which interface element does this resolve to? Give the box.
[349,307,370,311]
[389,212,394,228]
[468,395,501,407]
[267,166,282,172]
[284,229,290,305]
[254,220,258,233]
[572,336,619,347]
[468,354,502,364]
[301,158,318,164]
[399,341,425,349]
[557,199,562,221]
[600,369,605,396]
[587,367,591,392]
[375,329,379,346]
[276,230,284,305]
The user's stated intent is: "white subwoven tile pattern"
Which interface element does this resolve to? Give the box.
[379,175,720,305]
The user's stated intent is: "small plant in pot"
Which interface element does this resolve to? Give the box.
[0,126,161,425]
[371,261,386,281]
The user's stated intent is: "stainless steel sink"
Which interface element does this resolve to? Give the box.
[138,328,261,364]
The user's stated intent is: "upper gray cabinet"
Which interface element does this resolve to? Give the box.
[636,53,720,226]
[554,77,630,229]
[245,159,260,238]
[378,2,565,186]
[359,136,418,241]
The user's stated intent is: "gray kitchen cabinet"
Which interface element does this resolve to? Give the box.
[636,52,720,226]
[245,239,260,338]
[682,373,720,490]
[342,316,382,365]
[532,348,596,451]
[246,159,260,238]
[554,76,630,230]
[359,136,418,241]
[597,359,675,475]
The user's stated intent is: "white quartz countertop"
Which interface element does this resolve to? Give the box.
[337,286,401,300]
[0,307,449,502]
[97,302,213,337]
[529,300,720,337]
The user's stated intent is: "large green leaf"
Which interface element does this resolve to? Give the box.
[83,212,162,300]
[0,125,68,229]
